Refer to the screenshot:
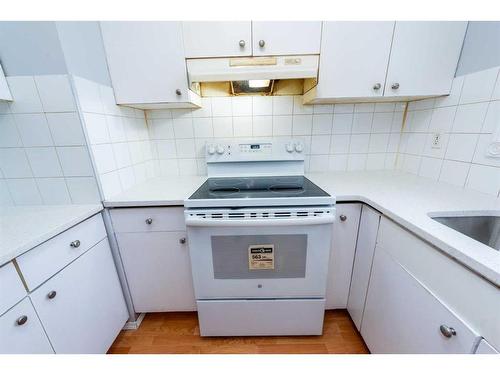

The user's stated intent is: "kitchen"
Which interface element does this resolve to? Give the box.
[0,3,499,370]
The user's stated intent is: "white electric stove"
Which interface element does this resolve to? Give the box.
[184,139,335,336]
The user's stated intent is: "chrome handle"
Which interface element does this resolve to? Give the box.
[373,83,381,90]
[70,240,80,248]
[239,40,246,47]
[175,89,182,96]
[391,83,400,90]
[339,215,347,222]
[16,315,28,326]
[179,237,186,244]
[440,324,456,338]
[145,218,153,225]
[258,40,265,47]
[47,290,57,299]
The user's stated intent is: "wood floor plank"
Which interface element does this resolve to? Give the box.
[108,310,369,354]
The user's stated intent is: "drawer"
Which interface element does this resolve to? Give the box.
[0,297,53,354]
[110,207,185,233]
[0,262,27,316]
[16,214,107,290]
[197,299,325,336]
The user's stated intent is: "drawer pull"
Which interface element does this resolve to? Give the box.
[179,237,187,244]
[145,218,153,225]
[16,315,28,326]
[47,290,57,299]
[440,324,456,338]
[70,240,81,248]
[339,215,347,222]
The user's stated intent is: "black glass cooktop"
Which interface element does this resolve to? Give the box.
[189,176,330,200]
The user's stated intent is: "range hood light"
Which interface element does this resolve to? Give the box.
[248,79,271,88]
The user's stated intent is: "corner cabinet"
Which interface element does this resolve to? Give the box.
[100,21,201,109]
[305,21,467,103]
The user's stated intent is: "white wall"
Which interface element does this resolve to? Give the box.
[146,97,406,176]
[398,66,500,197]
[0,75,101,205]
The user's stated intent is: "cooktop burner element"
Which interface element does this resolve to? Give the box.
[188,175,330,201]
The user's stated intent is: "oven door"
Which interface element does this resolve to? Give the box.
[185,212,334,299]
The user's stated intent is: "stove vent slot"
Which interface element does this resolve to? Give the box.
[228,212,245,218]
[210,213,223,218]
[274,212,292,218]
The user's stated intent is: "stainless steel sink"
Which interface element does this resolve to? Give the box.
[432,215,500,251]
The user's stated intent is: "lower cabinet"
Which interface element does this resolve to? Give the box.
[361,245,480,353]
[325,203,362,309]
[30,239,128,354]
[0,298,53,354]
[116,231,196,312]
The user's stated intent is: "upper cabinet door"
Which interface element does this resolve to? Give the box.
[101,21,190,105]
[317,21,395,99]
[252,21,322,56]
[384,21,467,97]
[182,22,252,58]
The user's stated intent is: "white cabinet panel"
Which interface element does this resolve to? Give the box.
[101,21,197,107]
[325,203,362,309]
[110,206,186,233]
[475,339,499,354]
[347,205,381,330]
[362,246,479,354]
[0,298,53,354]
[384,21,467,97]
[30,240,128,353]
[182,22,252,58]
[16,213,106,290]
[116,231,196,312]
[252,21,322,56]
[0,262,26,316]
[0,64,12,101]
[317,22,394,99]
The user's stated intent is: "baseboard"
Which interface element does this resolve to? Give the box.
[122,313,146,330]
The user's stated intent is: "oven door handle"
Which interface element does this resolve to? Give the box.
[185,216,335,227]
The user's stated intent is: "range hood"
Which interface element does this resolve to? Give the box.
[186,55,319,93]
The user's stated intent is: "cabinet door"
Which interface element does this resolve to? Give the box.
[384,21,467,97]
[0,298,53,354]
[30,240,128,354]
[325,203,361,309]
[0,64,12,101]
[475,339,499,354]
[347,205,381,330]
[100,21,190,105]
[361,246,479,354]
[182,22,252,58]
[252,21,322,56]
[116,231,196,312]
[317,22,394,99]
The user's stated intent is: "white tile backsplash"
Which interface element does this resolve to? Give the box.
[34,75,76,113]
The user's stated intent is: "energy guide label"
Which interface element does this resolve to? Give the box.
[248,244,275,270]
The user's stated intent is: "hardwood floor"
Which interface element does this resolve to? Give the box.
[108,309,369,354]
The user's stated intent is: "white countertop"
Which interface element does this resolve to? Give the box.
[0,204,103,266]
[104,171,500,287]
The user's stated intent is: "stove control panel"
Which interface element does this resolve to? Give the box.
[239,143,272,154]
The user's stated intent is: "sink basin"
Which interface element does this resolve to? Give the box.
[432,215,500,251]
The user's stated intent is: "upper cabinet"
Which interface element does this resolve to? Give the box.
[182,21,322,58]
[383,22,468,97]
[251,21,322,56]
[182,22,252,58]
[0,63,13,101]
[100,21,201,109]
[305,21,467,103]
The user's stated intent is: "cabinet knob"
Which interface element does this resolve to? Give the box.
[179,237,186,244]
[391,83,400,90]
[16,315,28,326]
[258,40,265,47]
[175,89,182,96]
[373,83,381,90]
[339,214,347,222]
[145,218,153,225]
[47,290,57,299]
[439,324,456,338]
[70,240,80,248]
[239,40,246,47]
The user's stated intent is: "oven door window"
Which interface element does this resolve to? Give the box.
[211,234,307,279]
